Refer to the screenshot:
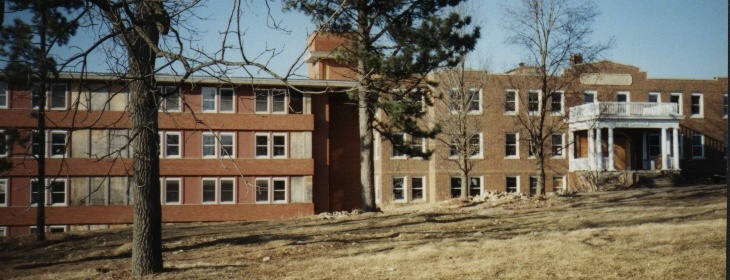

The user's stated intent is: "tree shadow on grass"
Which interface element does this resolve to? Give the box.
[13,252,131,270]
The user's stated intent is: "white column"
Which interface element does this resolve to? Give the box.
[608,127,615,171]
[588,128,595,170]
[672,127,680,170]
[596,128,602,170]
[660,127,668,170]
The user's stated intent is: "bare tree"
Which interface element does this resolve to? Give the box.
[503,0,612,195]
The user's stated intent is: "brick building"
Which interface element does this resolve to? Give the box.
[0,33,726,236]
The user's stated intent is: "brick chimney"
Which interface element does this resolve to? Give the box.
[570,53,583,65]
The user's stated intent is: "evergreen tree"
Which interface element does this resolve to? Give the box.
[0,0,83,242]
[286,0,480,211]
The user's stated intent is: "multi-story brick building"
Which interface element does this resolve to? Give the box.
[0,33,726,236]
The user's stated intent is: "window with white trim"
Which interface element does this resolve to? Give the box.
[162,178,181,204]
[551,134,564,157]
[529,176,538,195]
[648,92,660,103]
[392,177,405,202]
[255,89,288,114]
[527,90,540,113]
[468,177,481,197]
[552,176,565,192]
[670,92,682,115]
[616,91,629,102]
[506,176,519,193]
[202,132,236,158]
[0,227,6,237]
[31,179,67,206]
[375,175,381,203]
[583,91,596,104]
[0,82,7,108]
[505,133,519,158]
[467,88,481,112]
[691,134,704,159]
[202,87,217,112]
[391,132,406,158]
[690,93,703,117]
[220,178,235,203]
[0,179,7,206]
[255,132,287,158]
[448,88,481,113]
[411,177,424,201]
[201,177,236,204]
[159,131,182,158]
[255,177,287,203]
[49,225,66,233]
[528,138,536,158]
[550,91,563,114]
[32,84,67,110]
[158,86,180,112]
[220,88,235,112]
[504,89,517,114]
[449,133,482,158]
[29,130,69,158]
[0,130,8,157]
[450,176,480,198]
[202,178,217,204]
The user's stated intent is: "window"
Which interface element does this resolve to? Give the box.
[412,137,425,155]
[255,177,287,203]
[550,91,563,113]
[0,130,8,157]
[411,177,424,201]
[159,131,181,158]
[163,178,181,204]
[220,178,235,203]
[202,132,236,158]
[648,92,660,103]
[616,91,629,102]
[450,177,461,198]
[552,176,564,192]
[202,87,217,112]
[255,132,287,158]
[551,134,564,157]
[723,94,728,118]
[109,130,130,158]
[202,179,217,204]
[468,133,482,158]
[30,84,67,110]
[647,133,660,158]
[504,89,517,113]
[392,177,405,201]
[670,93,682,115]
[49,225,66,233]
[583,91,596,104]
[49,131,67,158]
[505,133,519,158]
[691,134,704,159]
[0,227,6,237]
[391,132,406,158]
[0,179,7,206]
[467,88,481,112]
[506,176,519,193]
[449,88,481,113]
[690,93,703,117]
[375,175,381,203]
[31,179,67,206]
[255,89,288,114]
[220,88,235,112]
[158,86,180,112]
[30,131,41,156]
[528,90,540,113]
[469,177,481,197]
[529,176,538,195]
[0,82,8,108]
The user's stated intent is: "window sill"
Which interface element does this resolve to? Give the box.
[689,115,704,118]
[164,202,181,205]
[504,156,520,159]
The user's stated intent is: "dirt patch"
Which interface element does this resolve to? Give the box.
[0,184,726,279]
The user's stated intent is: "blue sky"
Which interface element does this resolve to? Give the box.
[8,0,727,79]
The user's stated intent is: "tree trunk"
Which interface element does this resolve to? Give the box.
[536,151,545,196]
[127,3,163,276]
[460,154,468,198]
[35,8,48,242]
[358,77,376,212]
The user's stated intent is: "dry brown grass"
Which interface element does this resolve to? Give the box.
[0,184,726,279]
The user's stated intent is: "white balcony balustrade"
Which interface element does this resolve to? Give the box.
[570,102,679,122]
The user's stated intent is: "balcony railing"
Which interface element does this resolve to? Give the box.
[570,102,679,121]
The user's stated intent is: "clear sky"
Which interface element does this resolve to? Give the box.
[9,0,727,80]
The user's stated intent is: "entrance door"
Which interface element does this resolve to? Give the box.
[645,133,660,170]
[613,135,629,170]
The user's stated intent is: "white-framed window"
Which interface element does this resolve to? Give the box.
[0,82,9,108]
[450,176,481,198]
[255,177,288,203]
[32,84,67,110]
[412,136,426,156]
[374,131,381,160]
[504,89,518,114]
[31,178,67,206]
[255,132,287,158]
[723,93,727,118]
[158,86,181,112]
[505,133,519,158]
[392,177,405,202]
[0,227,6,237]
[255,89,288,114]
[448,88,481,114]
[0,179,7,206]
[219,88,235,113]
[467,88,481,113]
[48,225,66,233]
[550,91,564,114]
[691,133,704,159]
[670,92,683,115]
[527,90,541,113]
[506,176,519,193]
[529,176,538,195]
[162,178,181,205]
[552,175,565,193]
[411,177,425,201]
[202,132,236,158]
[449,133,482,158]
[49,130,67,158]
[391,132,406,158]
[583,90,596,104]
[616,91,629,102]
[201,177,236,204]
[0,129,8,157]
[159,131,182,158]
[690,93,703,117]
[201,87,217,112]
[648,92,661,103]
[551,134,564,157]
